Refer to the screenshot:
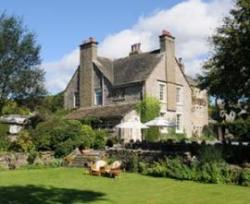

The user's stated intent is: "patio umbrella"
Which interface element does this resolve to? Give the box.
[145,117,176,127]
[144,117,176,141]
[116,117,148,143]
[116,119,148,129]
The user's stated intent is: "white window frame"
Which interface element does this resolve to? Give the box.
[176,113,183,133]
[176,86,182,104]
[158,82,166,103]
[94,89,102,106]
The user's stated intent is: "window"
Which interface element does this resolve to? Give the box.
[73,92,79,108]
[158,82,166,102]
[95,89,102,105]
[176,114,182,132]
[176,87,181,103]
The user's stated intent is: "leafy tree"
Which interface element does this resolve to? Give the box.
[0,13,46,112]
[199,0,250,105]
[1,100,30,115]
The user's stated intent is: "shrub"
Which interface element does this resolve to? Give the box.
[0,124,9,151]
[33,118,96,157]
[226,119,250,141]
[14,130,34,153]
[198,145,224,164]
[106,139,114,147]
[200,125,217,141]
[138,162,149,174]
[146,161,168,177]
[92,130,107,149]
[27,151,38,164]
[196,162,225,183]
[166,157,195,180]
[239,168,250,186]
[136,96,161,141]
[80,125,95,149]
[145,127,160,142]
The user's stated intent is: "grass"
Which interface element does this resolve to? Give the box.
[0,168,249,204]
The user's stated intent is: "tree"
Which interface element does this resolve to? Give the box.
[0,13,46,112]
[199,0,250,106]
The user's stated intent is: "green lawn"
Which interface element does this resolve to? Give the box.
[0,168,249,204]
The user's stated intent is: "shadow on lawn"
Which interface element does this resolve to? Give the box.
[0,185,106,204]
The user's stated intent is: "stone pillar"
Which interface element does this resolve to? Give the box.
[159,30,176,111]
[79,37,98,107]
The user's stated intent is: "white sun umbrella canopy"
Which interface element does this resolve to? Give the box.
[116,117,148,143]
[145,117,176,127]
[116,118,148,129]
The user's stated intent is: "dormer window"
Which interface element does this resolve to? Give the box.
[95,89,102,105]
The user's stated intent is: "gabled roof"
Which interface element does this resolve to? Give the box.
[95,52,163,87]
[70,51,197,90]
[65,103,137,120]
[112,52,163,86]
[186,75,198,86]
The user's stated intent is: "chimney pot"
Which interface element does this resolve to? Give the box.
[160,30,175,39]
[130,43,141,56]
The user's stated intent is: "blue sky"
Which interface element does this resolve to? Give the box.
[1,0,180,61]
[1,0,233,94]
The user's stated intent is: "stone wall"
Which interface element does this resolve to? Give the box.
[0,153,28,169]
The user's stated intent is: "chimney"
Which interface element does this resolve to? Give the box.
[178,57,185,72]
[159,30,177,111]
[129,43,141,56]
[79,37,98,107]
[80,37,98,60]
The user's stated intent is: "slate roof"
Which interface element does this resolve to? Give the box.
[186,75,198,86]
[65,103,137,120]
[95,52,163,86]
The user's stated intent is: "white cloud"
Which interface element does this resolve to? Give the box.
[43,0,233,93]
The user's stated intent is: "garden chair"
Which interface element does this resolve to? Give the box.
[104,161,122,178]
[89,160,107,176]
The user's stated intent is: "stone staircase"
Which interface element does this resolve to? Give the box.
[65,150,105,167]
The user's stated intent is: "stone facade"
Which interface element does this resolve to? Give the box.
[64,31,208,139]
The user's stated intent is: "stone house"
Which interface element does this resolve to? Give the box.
[64,30,208,142]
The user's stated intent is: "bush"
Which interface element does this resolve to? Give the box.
[146,161,168,177]
[198,145,224,164]
[166,157,195,180]
[196,162,225,183]
[239,168,250,186]
[32,118,106,157]
[145,127,160,142]
[80,125,95,149]
[12,130,34,153]
[226,119,250,141]
[92,130,107,149]
[33,118,96,157]
[27,151,38,164]
[0,124,9,151]
[136,96,161,141]
[201,125,217,141]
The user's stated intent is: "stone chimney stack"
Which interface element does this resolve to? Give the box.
[79,37,98,107]
[178,57,185,72]
[129,43,141,56]
[159,30,177,111]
